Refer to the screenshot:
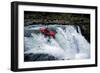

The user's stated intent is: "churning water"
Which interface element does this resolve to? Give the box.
[24,25,90,60]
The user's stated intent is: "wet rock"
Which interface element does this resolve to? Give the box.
[24,53,58,62]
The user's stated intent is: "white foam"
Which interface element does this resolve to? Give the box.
[24,25,90,60]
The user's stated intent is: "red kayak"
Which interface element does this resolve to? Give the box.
[40,27,55,38]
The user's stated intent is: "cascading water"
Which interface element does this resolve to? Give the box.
[24,24,90,61]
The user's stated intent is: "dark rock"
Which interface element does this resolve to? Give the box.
[24,53,58,62]
[79,25,90,43]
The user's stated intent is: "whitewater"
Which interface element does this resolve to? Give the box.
[24,25,90,60]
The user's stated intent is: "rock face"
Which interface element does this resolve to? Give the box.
[24,53,58,61]
[80,25,90,43]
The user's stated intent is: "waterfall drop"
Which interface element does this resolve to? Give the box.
[24,24,90,61]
